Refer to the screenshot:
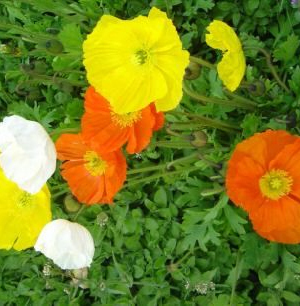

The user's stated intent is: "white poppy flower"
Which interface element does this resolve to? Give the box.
[34,219,95,270]
[0,115,56,194]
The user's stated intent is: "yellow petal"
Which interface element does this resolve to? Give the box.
[154,50,190,111]
[0,169,51,251]
[206,20,242,52]
[217,51,246,92]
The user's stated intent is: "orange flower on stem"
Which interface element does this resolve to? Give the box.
[56,133,126,205]
[82,87,164,154]
[226,130,300,244]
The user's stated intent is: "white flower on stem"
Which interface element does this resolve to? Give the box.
[34,219,95,270]
[0,115,56,194]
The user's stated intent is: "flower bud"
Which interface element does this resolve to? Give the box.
[190,131,207,147]
[247,80,265,96]
[64,194,82,213]
[184,62,201,80]
[45,39,64,54]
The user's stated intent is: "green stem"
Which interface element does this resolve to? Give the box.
[170,112,240,132]
[224,90,258,107]
[73,205,86,221]
[229,251,242,306]
[183,83,256,110]
[154,141,194,149]
[245,46,290,92]
[166,153,198,170]
[200,186,225,197]
[50,127,81,137]
[128,154,198,175]
[127,164,166,175]
[177,111,240,130]
[174,247,202,267]
[190,56,215,69]
[125,165,199,187]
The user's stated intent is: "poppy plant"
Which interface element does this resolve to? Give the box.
[55,134,126,205]
[226,130,300,244]
[82,86,164,154]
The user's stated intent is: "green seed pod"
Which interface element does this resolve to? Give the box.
[45,39,64,54]
[247,80,265,97]
[184,61,201,80]
[64,194,82,213]
[190,131,208,148]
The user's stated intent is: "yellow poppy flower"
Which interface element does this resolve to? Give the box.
[0,169,51,251]
[83,7,190,114]
[206,20,246,92]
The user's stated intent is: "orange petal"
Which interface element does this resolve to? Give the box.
[126,107,155,154]
[269,138,300,199]
[250,196,300,244]
[56,134,87,161]
[226,153,265,213]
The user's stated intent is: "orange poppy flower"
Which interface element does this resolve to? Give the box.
[81,86,164,154]
[55,133,126,205]
[226,130,300,244]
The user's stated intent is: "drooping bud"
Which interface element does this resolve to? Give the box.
[45,39,64,54]
[64,194,82,213]
[184,61,201,80]
[190,131,207,147]
[247,80,265,97]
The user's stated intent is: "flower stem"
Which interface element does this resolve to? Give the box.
[127,164,166,175]
[50,127,81,137]
[190,56,215,69]
[154,141,194,149]
[128,153,198,175]
[125,165,199,187]
[229,251,243,306]
[224,90,258,107]
[73,205,86,221]
[183,83,256,110]
[170,111,240,132]
[245,46,290,93]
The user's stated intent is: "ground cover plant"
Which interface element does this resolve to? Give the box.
[1,0,300,305]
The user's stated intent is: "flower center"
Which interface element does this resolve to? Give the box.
[132,49,149,65]
[111,111,142,128]
[83,151,107,176]
[17,192,33,208]
[259,169,293,200]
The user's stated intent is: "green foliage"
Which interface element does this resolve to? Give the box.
[0,0,300,305]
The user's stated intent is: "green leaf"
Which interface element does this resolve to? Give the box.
[58,23,83,53]
[224,205,247,234]
[282,291,300,303]
[195,0,215,12]
[273,34,300,63]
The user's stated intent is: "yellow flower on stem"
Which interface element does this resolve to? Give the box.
[206,20,246,92]
[83,7,190,114]
[0,169,51,251]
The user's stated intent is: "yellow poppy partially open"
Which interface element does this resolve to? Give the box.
[0,169,51,251]
[206,20,246,92]
[83,7,190,114]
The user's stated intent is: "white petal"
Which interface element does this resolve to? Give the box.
[0,115,56,194]
[34,219,95,270]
